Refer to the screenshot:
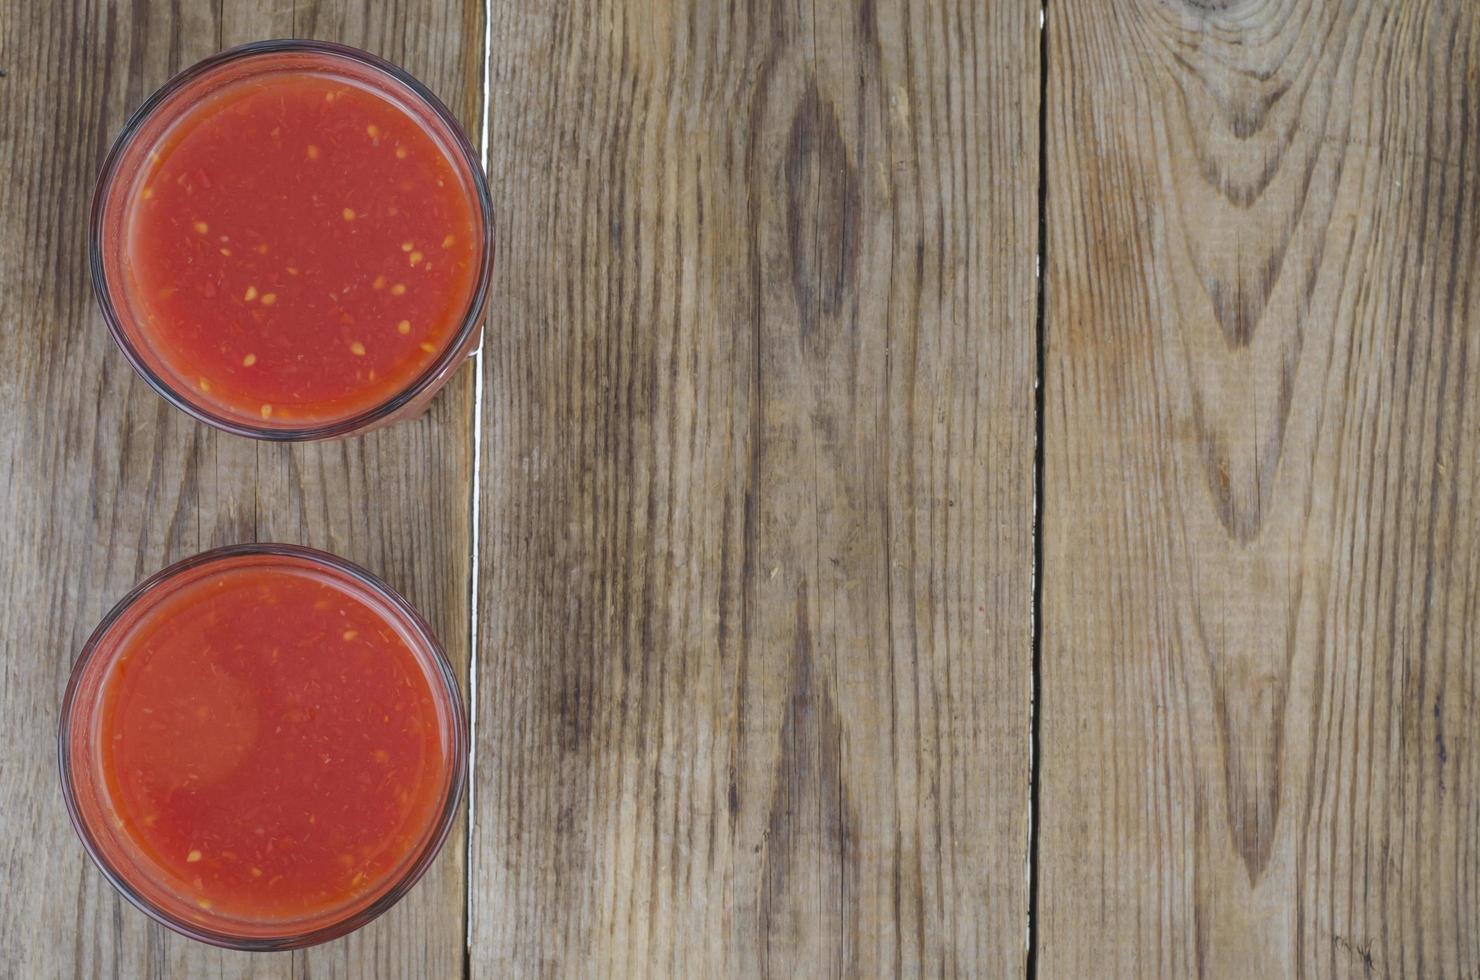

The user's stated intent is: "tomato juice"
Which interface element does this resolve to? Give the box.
[60,546,465,948]
[92,42,491,438]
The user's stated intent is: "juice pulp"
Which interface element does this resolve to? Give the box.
[122,68,480,428]
[95,562,451,924]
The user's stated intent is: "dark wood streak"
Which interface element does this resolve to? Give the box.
[1177,4,1364,875]
[759,581,856,976]
[785,82,858,343]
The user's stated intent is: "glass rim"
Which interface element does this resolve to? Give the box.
[57,543,469,951]
[89,39,495,441]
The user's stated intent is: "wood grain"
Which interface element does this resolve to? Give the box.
[1040,1,1480,976]
[471,0,1037,975]
[0,0,482,977]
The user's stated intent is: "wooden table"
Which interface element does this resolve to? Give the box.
[2,0,1476,976]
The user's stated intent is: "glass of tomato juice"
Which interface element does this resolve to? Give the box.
[59,545,467,949]
[91,40,493,439]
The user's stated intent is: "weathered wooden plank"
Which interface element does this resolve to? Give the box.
[1040,1,1480,975]
[471,0,1037,975]
[0,0,482,976]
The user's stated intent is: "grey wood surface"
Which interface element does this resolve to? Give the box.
[469,0,1038,974]
[1040,1,1480,977]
